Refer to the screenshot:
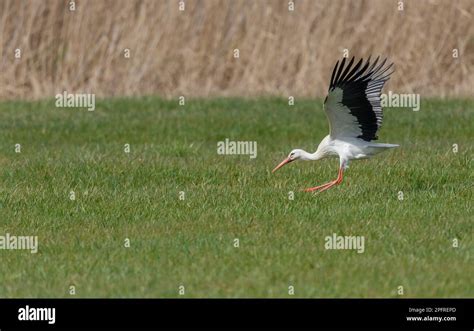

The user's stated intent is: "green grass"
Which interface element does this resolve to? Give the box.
[0,97,472,298]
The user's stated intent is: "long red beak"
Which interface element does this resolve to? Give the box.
[272,157,292,173]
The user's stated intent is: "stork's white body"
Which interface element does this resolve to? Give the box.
[294,135,398,170]
[311,135,399,168]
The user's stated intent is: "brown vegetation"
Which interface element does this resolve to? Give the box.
[0,0,473,100]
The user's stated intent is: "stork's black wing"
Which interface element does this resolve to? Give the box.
[324,56,394,141]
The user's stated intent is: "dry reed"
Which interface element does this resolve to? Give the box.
[0,0,473,100]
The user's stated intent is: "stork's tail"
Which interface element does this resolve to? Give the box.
[367,143,399,156]
[370,143,399,148]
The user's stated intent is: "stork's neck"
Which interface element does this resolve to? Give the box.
[301,149,324,161]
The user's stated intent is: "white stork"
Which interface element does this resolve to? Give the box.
[272,56,399,192]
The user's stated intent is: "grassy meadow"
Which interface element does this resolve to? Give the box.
[0,97,472,297]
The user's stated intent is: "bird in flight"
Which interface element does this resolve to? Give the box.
[272,56,398,192]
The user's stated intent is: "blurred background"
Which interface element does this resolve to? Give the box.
[0,0,473,100]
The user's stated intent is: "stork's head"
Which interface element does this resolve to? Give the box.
[272,149,304,173]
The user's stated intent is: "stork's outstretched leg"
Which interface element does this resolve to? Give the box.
[304,167,344,193]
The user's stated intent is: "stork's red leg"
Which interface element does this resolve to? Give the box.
[303,181,334,192]
[304,167,344,193]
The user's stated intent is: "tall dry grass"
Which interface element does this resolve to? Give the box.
[0,0,473,100]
